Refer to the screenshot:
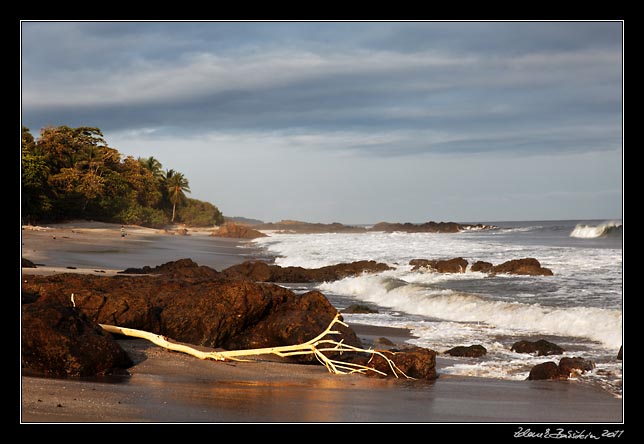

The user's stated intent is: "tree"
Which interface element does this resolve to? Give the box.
[164,169,191,223]
[138,156,165,183]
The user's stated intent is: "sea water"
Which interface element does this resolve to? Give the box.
[251,220,623,397]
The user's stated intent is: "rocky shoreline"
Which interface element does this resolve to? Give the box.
[22,256,609,384]
[20,222,623,423]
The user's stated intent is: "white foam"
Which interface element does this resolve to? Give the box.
[320,273,622,349]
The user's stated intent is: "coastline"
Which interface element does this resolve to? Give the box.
[20,221,624,424]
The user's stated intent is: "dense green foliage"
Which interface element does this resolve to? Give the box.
[21,125,224,227]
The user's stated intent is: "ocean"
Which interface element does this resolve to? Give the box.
[250,220,623,397]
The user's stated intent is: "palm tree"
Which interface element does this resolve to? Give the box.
[138,156,165,182]
[164,169,191,223]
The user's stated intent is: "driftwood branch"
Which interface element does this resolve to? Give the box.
[98,313,413,379]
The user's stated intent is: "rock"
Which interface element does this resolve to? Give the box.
[409,257,468,273]
[490,258,553,276]
[21,262,364,367]
[527,357,595,381]
[443,345,487,357]
[511,339,564,356]
[22,298,133,377]
[558,357,595,377]
[342,304,379,314]
[350,347,438,380]
[22,258,37,268]
[221,289,363,364]
[470,261,493,273]
[617,345,622,360]
[220,260,392,283]
[527,361,564,380]
[211,222,268,239]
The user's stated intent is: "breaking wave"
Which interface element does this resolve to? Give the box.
[570,221,622,239]
[319,273,622,350]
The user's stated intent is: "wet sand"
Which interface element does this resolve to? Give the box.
[20,221,624,425]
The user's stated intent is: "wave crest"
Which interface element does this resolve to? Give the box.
[570,221,622,239]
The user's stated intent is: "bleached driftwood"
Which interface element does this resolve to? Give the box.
[99,313,412,378]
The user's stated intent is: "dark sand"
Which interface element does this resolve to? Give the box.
[20,222,624,425]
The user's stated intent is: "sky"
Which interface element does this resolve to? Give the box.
[20,21,623,224]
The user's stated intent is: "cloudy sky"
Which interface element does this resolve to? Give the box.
[21,21,623,224]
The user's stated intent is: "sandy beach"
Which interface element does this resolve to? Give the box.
[20,222,624,426]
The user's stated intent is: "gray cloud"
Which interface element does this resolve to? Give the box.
[22,22,621,157]
[20,21,623,221]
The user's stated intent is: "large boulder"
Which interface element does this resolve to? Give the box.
[22,296,133,377]
[511,339,564,356]
[490,258,553,276]
[409,257,468,273]
[21,261,365,367]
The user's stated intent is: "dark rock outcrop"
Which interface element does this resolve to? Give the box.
[220,260,393,283]
[410,257,468,273]
[22,297,133,377]
[22,259,438,377]
[490,258,553,276]
[22,272,361,364]
[443,345,487,357]
[511,339,564,356]
[527,362,564,380]
[617,345,622,360]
